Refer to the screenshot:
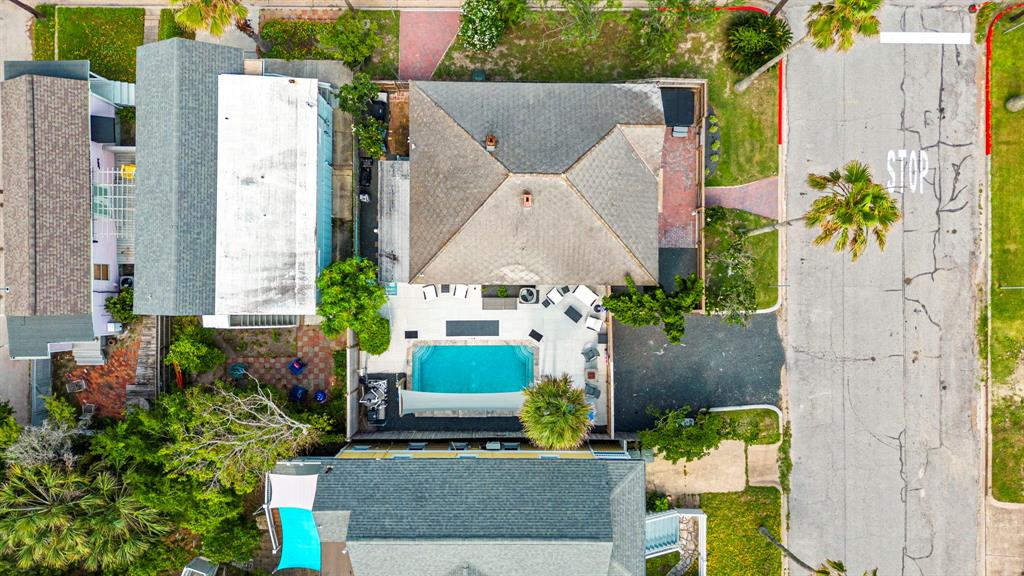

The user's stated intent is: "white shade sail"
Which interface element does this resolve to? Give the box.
[267,473,319,510]
[399,390,525,416]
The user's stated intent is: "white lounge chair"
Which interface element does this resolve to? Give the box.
[573,284,600,308]
[546,287,565,305]
[422,284,438,301]
[453,284,469,298]
[585,315,603,332]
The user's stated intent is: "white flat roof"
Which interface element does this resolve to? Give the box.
[215,74,319,315]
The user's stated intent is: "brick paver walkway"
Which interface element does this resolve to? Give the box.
[68,338,140,418]
[398,10,461,80]
[660,127,700,249]
[705,176,779,220]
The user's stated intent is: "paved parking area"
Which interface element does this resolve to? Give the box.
[612,313,783,432]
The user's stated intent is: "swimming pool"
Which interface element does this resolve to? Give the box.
[412,344,535,394]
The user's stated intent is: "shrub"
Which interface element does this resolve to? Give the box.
[710,153,720,162]
[646,490,671,512]
[725,12,793,75]
[602,273,703,344]
[711,139,721,151]
[105,288,137,324]
[201,517,260,563]
[332,349,347,383]
[164,323,225,375]
[353,117,387,158]
[639,406,724,463]
[157,8,193,40]
[319,11,382,68]
[519,375,592,449]
[355,313,391,356]
[44,396,79,428]
[709,124,719,133]
[458,0,527,51]
[0,402,18,450]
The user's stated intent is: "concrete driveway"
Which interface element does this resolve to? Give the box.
[781,1,981,574]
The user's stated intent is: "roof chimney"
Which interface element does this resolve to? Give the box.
[521,191,533,208]
[485,134,498,152]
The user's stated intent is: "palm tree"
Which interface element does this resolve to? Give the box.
[519,375,593,450]
[804,160,901,261]
[759,527,878,576]
[171,0,247,37]
[0,465,167,572]
[734,0,882,93]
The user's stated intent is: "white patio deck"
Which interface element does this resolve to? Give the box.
[365,283,610,426]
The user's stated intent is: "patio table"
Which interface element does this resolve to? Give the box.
[564,306,583,323]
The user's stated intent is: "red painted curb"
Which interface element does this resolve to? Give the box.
[985,3,1024,155]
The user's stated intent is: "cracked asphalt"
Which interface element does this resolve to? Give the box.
[782,1,982,574]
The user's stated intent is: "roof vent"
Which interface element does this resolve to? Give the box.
[485,134,498,151]
[521,191,533,208]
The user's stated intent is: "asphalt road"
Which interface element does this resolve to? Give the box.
[782,2,982,574]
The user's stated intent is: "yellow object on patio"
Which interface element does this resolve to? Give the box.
[120,164,136,180]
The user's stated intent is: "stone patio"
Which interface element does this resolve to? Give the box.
[67,337,140,418]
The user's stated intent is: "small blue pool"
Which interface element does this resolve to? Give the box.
[412,344,534,394]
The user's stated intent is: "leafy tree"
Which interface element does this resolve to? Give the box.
[0,402,18,451]
[604,273,703,344]
[89,394,260,563]
[0,464,167,572]
[170,0,246,36]
[165,384,324,492]
[458,0,528,51]
[105,288,138,325]
[805,160,901,261]
[519,375,592,449]
[317,258,387,338]
[735,0,881,92]
[353,116,387,158]
[725,12,793,74]
[164,323,225,376]
[44,395,78,428]
[706,237,757,325]
[639,406,725,464]
[337,72,379,116]
[319,11,382,68]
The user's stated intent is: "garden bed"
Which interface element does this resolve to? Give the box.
[704,207,779,311]
[989,16,1024,502]
[702,487,782,576]
[433,10,778,186]
[54,7,144,82]
[259,11,399,79]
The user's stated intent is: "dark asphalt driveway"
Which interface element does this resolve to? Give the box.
[612,313,783,432]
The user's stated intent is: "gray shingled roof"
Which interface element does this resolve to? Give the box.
[415,81,664,173]
[0,74,91,317]
[7,315,94,359]
[275,458,644,576]
[408,82,663,286]
[133,39,243,316]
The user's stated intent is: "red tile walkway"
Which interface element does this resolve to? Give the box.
[706,176,779,220]
[68,339,140,418]
[660,127,701,249]
[398,10,461,80]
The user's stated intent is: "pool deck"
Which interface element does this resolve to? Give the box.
[365,283,610,426]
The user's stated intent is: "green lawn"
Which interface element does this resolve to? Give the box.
[646,552,680,576]
[32,4,56,60]
[718,408,780,445]
[989,16,1024,502]
[158,9,194,41]
[702,487,782,576]
[433,10,778,186]
[55,7,144,81]
[260,11,399,79]
[704,207,779,310]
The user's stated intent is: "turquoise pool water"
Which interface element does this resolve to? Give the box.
[412,345,534,394]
